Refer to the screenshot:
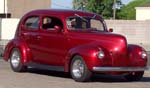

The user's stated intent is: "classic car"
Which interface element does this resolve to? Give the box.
[3,9,149,82]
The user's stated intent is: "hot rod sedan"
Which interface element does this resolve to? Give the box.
[3,9,149,82]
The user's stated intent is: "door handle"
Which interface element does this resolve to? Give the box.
[21,32,28,36]
[37,36,41,40]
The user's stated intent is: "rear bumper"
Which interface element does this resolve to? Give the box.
[93,66,150,72]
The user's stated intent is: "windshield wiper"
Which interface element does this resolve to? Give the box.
[74,14,88,22]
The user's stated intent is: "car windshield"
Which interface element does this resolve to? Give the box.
[66,16,105,31]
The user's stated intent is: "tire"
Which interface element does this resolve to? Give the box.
[10,48,27,72]
[70,55,92,82]
[124,71,144,81]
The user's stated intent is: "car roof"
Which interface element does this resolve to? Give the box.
[25,9,101,18]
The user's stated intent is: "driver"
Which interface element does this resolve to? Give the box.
[43,17,53,29]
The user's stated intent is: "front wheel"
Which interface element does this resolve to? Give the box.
[124,71,144,81]
[70,55,92,82]
[10,48,27,72]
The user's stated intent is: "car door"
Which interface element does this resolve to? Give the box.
[21,16,41,61]
[35,16,67,66]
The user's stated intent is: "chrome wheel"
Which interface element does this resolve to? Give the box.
[72,59,84,78]
[71,55,92,82]
[10,48,27,72]
[11,51,20,68]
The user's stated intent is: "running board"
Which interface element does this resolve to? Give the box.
[26,62,64,72]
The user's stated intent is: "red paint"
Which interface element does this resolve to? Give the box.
[3,9,147,74]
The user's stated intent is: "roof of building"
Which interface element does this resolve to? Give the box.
[138,4,150,7]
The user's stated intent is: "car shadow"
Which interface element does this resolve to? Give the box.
[27,68,71,79]
[141,77,150,82]
[27,68,150,83]
[91,74,150,83]
[91,74,127,82]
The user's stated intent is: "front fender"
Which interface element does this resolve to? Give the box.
[3,38,32,64]
[64,44,101,72]
[128,44,147,66]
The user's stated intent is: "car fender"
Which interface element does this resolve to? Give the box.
[3,38,32,64]
[64,44,101,72]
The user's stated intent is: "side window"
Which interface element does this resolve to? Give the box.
[66,17,89,30]
[66,16,105,31]
[66,18,77,29]
[25,16,39,30]
[42,16,63,30]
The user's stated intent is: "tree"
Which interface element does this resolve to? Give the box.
[73,0,122,19]
[118,0,150,20]
[73,0,89,11]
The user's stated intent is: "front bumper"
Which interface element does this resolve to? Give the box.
[93,66,150,72]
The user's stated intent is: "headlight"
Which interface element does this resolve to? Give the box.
[141,51,147,59]
[97,49,105,59]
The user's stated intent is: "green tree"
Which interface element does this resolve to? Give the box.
[73,0,122,19]
[118,0,150,20]
[73,0,88,10]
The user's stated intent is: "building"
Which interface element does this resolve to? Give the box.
[136,4,150,20]
[0,0,51,18]
[0,0,51,54]
[0,0,10,18]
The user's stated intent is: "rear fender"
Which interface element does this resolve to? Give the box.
[3,39,32,64]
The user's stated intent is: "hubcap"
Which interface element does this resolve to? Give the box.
[72,59,84,78]
[11,51,20,68]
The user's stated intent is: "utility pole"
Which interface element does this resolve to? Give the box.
[113,0,116,19]
[4,0,5,17]
[4,0,7,18]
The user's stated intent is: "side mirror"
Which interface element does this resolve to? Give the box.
[54,25,61,32]
[108,28,113,32]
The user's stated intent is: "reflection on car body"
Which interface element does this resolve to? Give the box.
[3,9,149,82]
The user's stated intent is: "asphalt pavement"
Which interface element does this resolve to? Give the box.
[0,57,150,88]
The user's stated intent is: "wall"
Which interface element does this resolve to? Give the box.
[106,20,150,51]
[136,7,150,20]
[0,0,5,13]
[7,0,51,18]
[0,18,19,40]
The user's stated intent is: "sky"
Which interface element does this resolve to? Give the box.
[51,0,133,9]
[52,0,73,9]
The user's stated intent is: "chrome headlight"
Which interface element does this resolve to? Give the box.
[97,49,105,59]
[141,51,147,59]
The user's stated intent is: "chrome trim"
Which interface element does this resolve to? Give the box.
[93,66,150,72]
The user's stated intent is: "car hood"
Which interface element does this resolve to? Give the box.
[92,31,127,53]
[68,31,128,54]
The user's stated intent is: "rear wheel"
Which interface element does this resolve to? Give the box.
[10,48,27,72]
[70,55,92,82]
[124,71,144,81]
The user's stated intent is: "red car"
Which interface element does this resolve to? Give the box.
[3,9,149,82]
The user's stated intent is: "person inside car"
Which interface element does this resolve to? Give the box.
[42,17,53,29]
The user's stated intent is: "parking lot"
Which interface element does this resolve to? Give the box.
[0,56,150,88]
